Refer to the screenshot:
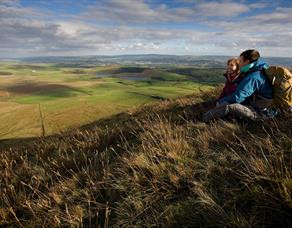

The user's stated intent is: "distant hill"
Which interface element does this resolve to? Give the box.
[3,54,291,68]
[0,90,291,227]
[18,54,228,68]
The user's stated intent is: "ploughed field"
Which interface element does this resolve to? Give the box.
[0,62,224,139]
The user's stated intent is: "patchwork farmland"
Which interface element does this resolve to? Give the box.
[0,62,223,139]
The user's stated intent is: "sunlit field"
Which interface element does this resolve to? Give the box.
[0,62,223,139]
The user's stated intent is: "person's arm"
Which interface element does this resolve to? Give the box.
[218,74,262,105]
[218,84,227,100]
[217,73,229,100]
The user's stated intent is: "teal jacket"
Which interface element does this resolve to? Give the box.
[218,58,273,108]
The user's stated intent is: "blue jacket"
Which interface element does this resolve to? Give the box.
[218,58,273,108]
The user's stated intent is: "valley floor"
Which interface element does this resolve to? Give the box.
[0,63,221,139]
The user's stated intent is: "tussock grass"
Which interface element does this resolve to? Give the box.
[0,90,291,227]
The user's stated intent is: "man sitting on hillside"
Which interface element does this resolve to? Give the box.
[203,49,273,122]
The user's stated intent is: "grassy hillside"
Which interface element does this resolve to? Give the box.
[0,90,291,227]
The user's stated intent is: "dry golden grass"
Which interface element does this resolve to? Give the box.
[0,102,41,138]
[0,90,291,227]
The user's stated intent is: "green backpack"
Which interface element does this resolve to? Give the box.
[264,66,292,111]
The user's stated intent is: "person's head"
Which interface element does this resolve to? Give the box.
[239,49,260,69]
[226,58,239,74]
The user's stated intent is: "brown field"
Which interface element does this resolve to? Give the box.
[0,102,41,138]
[0,71,13,76]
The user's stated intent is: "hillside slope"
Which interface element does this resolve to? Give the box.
[0,90,291,227]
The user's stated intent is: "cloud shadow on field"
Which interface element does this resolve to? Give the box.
[5,82,86,98]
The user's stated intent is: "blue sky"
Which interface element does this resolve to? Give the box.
[0,0,292,57]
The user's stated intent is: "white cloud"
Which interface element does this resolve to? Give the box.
[0,0,20,6]
[79,1,253,25]
[252,7,292,23]
[195,2,249,17]
[249,3,269,9]
[79,0,200,24]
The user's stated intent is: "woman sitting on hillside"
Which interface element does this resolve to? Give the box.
[217,57,241,102]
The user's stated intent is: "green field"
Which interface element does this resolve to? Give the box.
[0,62,224,139]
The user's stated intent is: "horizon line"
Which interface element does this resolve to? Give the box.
[1,53,291,60]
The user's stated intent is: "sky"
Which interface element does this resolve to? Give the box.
[0,0,292,58]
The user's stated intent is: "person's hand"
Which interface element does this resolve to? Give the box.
[216,101,229,107]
